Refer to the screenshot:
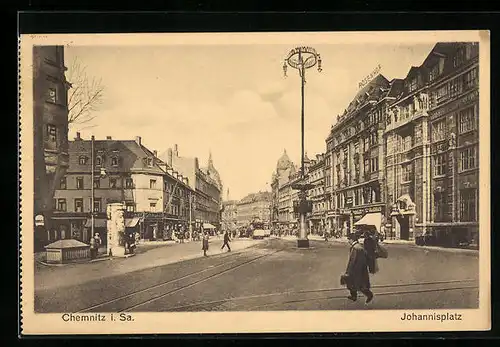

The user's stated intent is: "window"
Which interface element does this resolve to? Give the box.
[364,158,370,174]
[434,154,446,176]
[453,47,466,67]
[370,132,378,145]
[111,157,119,166]
[464,68,478,89]
[109,178,117,188]
[460,188,477,222]
[76,177,84,189]
[429,64,440,82]
[125,178,134,188]
[409,78,417,92]
[74,198,83,213]
[149,202,157,212]
[434,192,447,222]
[47,87,57,103]
[126,202,135,212]
[47,124,57,142]
[147,158,153,166]
[460,146,477,171]
[432,120,446,142]
[401,135,412,151]
[402,164,412,182]
[93,178,100,189]
[93,198,102,213]
[371,157,379,172]
[449,78,462,98]
[79,156,87,165]
[364,137,370,152]
[59,177,67,189]
[57,198,67,212]
[459,106,476,133]
[95,156,102,166]
[150,179,156,189]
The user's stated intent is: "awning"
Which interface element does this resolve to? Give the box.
[84,218,106,228]
[125,217,141,227]
[203,223,216,229]
[354,212,382,232]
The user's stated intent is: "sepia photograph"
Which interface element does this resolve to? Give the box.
[19,30,490,334]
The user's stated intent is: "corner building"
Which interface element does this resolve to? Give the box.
[326,75,402,236]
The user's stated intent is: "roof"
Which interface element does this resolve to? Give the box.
[238,191,272,204]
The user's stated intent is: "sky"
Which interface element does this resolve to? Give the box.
[65,41,436,201]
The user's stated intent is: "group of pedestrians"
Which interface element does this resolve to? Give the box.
[201,230,232,257]
[341,227,388,304]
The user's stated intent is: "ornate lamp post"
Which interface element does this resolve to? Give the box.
[283,46,322,248]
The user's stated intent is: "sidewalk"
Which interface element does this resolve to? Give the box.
[34,238,261,291]
[328,237,479,255]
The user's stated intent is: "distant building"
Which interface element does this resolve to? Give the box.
[222,200,238,231]
[161,145,223,231]
[305,153,327,234]
[33,46,71,250]
[270,150,297,227]
[52,135,194,243]
[236,192,272,227]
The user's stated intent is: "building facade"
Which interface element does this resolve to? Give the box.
[33,46,71,250]
[51,135,195,244]
[326,75,402,236]
[161,145,223,231]
[270,150,298,227]
[236,192,271,227]
[222,200,238,231]
[384,42,479,245]
[306,154,327,234]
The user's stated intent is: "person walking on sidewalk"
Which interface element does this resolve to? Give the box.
[202,232,209,257]
[341,230,374,304]
[221,231,231,252]
[89,232,101,260]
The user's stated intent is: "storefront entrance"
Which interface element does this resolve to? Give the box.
[396,215,410,240]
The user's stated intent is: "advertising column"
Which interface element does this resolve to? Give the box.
[107,202,127,257]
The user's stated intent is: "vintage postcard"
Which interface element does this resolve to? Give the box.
[19,30,490,335]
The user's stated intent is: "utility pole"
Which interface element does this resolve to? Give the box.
[91,135,95,242]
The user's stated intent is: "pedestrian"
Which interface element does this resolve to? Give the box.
[363,228,379,275]
[89,235,97,259]
[341,230,374,304]
[221,231,231,252]
[202,232,209,256]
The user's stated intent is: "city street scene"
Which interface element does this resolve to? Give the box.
[28,34,483,317]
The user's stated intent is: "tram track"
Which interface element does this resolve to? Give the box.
[77,247,285,313]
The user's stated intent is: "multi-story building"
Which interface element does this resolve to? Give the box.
[52,135,194,243]
[236,192,272,227]
[326,75,403,236]
[385,42,479,245]
[33,46,71,250]
[222,200,238,231]
[306,153,327,234]
[161,145,223,231]
[271,150,297,227]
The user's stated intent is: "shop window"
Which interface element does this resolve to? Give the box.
[460,146,477,171]
[433,154,446,176]
[460,188,477,222]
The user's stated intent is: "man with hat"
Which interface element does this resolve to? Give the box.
[343,228,374,304]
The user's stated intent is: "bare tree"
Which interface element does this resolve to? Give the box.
[66,57,105,129]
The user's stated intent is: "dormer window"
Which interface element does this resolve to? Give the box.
[429,64,440,82]
[408,77,417,92]
[453,47,466,67]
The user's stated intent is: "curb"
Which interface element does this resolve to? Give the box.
[36,253,137,267]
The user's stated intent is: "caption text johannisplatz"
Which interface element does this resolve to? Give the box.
[61,313,134,322]
[401,312,463,322]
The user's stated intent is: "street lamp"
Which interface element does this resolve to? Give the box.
[283,46,322,248]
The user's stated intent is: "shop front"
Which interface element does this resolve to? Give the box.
[390,194,416,241]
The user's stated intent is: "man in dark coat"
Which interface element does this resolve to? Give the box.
[221,231,231,252]
[344,231,374,304]
[202,232,209,256]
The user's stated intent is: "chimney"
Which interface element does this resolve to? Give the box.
[74,132,81,141]
[174,144,178,156]
[135,136,141,146]
[106,136,112,140]
[167,148,173,166]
